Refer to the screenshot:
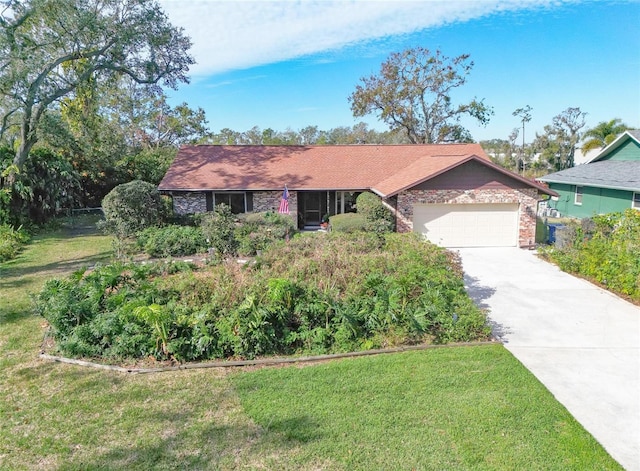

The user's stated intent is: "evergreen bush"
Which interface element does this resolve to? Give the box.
[235,211,297,255]
[0,224,30,262]
[329,213,366,233]
[136,225,207,257]
[200,204,238,256]
[101,180,166,237]
[355,191,395,234]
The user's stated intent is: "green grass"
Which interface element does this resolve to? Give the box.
[232,346,621,470]
[0,220,623,470]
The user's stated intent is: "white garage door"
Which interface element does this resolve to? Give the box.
[413,203,519,247]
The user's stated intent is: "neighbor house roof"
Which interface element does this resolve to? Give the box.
[537,160,640,192]
[159,144,555,198]
[587,129,640,163]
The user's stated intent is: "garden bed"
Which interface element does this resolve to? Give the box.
[35,232,491,364]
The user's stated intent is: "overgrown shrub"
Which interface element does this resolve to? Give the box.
[540,210,640,301]
[136,225,207,257]
[329,213,366,233]
[0,224,30,262]
[199,207,297,257]
[200,204,238,256]
[234,211,297,255]
[101,180,167,237]
[355,191,395,234]
[37,233,490,362]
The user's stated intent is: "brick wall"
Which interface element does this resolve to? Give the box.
[172,191,298,226]
[394,188,539,247]
[253,191,298,226]
[173,193,207,214]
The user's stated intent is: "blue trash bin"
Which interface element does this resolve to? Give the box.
[547,223,565,244]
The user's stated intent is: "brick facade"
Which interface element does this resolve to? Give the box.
[171,191,298,226]
[253,191,298,225]
[393,188,539,247]
[253,191,298,216]
[173,192,207,214]
[171,188,538,246]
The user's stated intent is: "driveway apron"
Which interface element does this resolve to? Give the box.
[457,247,640,471]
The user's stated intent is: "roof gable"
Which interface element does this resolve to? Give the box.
[589,130,640,162]
[159,144,554,197]
[373,155,554,196]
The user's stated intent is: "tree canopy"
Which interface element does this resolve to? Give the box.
[349,47,493,144]
[534,107,587,171]
[581,119,630,153]
[0,0,194,173]
[204,122,407,146]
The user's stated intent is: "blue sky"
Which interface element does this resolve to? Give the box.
[158,0,639,143]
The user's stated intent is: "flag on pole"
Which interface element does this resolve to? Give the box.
[278,186,289,214]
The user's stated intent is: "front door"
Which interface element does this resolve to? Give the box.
[299,191,328,226]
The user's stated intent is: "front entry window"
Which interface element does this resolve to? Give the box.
[339,191,360,214]
[214,192,246,214]
[298,191,363,226]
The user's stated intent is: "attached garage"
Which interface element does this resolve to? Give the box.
[412,203,519,247]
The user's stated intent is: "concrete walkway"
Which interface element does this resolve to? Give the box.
[457,247,640,471]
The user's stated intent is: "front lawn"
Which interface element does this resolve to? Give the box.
[232,345,621,470]
[0,219,623,469]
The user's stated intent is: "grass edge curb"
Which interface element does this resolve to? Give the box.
[39,340,500,374]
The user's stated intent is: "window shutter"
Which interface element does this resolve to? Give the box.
[246,192,253,212]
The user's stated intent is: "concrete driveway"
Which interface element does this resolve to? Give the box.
[457,247,640,471]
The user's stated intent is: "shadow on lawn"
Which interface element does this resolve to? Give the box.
[54,417,309,471]
[264,415,322,443]
[0,250,113,281]
[0,228,113,326]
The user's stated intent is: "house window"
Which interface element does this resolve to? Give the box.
[633,192,640,210]
[574,186,583,205]
[214,192,246,214]
[334,191,361,214]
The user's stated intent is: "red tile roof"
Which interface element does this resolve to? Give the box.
[159,144,553,197]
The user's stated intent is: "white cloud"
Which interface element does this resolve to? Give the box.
[158,0,564,77]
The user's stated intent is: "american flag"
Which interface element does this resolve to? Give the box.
[278,186,289,214]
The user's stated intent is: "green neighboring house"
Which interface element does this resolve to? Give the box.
[538,130,640,219]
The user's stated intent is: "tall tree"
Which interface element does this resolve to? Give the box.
[507,128,520,168]
[298,125,320,145]
[348,47,493,144]
[0,0,193,178]
[129,95,209,150]
[480,138,511,166]
[535,107,587,171]
[512,106,532,156]
[581,119,630,152]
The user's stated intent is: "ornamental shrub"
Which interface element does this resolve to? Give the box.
[200,204,238,256]
[235,211,297,255]
[329,213,366,233]
[355,191,394,234]
[0,224,30,262]
[101,180,167,237]
[136,225,207,257]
